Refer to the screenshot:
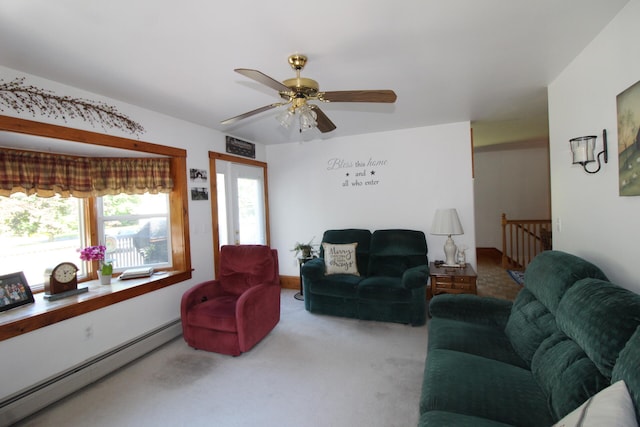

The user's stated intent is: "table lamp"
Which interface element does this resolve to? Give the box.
[431,208,464,267]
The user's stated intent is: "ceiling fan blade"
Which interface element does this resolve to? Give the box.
[220,103,282,125]
[321,90,397,103]
[311,105,337,133]
[234,68,292,93]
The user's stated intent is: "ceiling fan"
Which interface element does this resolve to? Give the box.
[220,54,397,133]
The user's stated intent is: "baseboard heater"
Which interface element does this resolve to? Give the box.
[0,319,182,425]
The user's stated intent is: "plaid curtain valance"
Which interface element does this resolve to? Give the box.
[0,148,173,198]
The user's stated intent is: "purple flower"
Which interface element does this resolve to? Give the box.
[79,245,107,262]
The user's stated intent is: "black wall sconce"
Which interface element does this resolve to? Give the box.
[569,129,608,174]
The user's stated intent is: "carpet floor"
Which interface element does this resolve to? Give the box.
[17,289,429,427]
[476,252,522,301]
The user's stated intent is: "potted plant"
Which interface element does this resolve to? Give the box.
[291,238,318,259]
[79,245,113,285]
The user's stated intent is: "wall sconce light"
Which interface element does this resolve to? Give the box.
[569,129,608,174]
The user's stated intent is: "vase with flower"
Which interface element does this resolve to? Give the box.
[79,245,113,285]
[456,244,468,267]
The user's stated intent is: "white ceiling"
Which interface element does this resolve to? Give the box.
[0,0,630,147]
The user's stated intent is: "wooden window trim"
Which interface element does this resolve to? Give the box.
[0,115,192,341]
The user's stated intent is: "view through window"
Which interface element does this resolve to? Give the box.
[99,193,171,270]
[0,193,83,287]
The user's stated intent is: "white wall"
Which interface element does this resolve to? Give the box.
[548,0,640,293]
[474,140,551,249]
[0,66,266,398]
[266,122,476,276]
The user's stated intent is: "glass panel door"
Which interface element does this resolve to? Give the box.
[215,160,266,246]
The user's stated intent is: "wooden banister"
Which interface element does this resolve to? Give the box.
[501,213,552,270]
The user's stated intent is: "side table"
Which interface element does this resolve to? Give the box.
[429,262,477,296]
[295,256,314,301]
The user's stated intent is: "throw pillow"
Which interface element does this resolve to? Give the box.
[552,380,638,427]
[323,242,359,276]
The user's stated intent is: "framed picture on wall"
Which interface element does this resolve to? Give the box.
[226,136,255,159]
[0,272,35,312]
[189,168,207,182]
[616,79,640,196]
[191,187,209,201]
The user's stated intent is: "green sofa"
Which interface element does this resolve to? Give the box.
[301,229,429,326]
[419,250,640,426]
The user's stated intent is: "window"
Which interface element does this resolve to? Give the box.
[0,192,172,290]
[0,115,192,341]
[99,193,171,271]
[0,193,84,288]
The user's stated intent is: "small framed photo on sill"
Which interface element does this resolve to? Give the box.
[0,271,35,312]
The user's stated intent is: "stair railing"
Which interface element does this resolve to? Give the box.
[501,213,552,270]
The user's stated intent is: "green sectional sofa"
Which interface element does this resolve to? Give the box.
[301,229,429,326]
[419,250,640,426]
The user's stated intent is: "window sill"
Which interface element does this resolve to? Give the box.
[0,270,191,341]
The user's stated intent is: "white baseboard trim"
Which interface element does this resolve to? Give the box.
[0,319,182,426]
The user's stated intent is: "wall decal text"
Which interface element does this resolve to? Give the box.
[327,157,389,188]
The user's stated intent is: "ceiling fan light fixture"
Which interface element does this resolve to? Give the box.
[275,108,295,128]
[297,104,317,132]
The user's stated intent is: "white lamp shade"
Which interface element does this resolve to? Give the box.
[431,208,464,236]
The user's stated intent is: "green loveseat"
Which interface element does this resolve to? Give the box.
[301,229,429,326]
[419,250,640,426]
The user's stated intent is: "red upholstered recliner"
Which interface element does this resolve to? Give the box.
[180,245,280,356]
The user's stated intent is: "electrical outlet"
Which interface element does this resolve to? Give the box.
[556,217,562,232]
[85,325,93,340]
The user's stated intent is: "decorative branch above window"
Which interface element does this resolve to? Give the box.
[0,77,145,136]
